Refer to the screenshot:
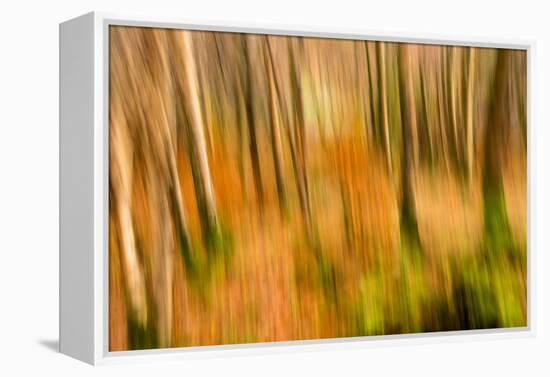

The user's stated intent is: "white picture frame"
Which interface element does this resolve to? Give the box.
[59,11,535,365]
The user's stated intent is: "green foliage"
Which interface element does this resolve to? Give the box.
[178,220,235,301]
[126,307,158,350]
[483,187,516,255]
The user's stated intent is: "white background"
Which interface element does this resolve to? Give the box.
[0,0,547,375]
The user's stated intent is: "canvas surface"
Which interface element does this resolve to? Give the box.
[108,25,527,351]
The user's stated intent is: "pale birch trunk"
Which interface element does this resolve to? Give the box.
[377,42,393,175]
[180,31,219,232]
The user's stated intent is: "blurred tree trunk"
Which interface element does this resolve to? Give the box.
[376,42,393,175]
[397,43,419,231]
[264,39,303,216]
[110,141,148,328]
[242,35,265,209]
[264,37,287,214]
[484,49,512,190]
[466,48,477,184]
[420,64,435,163]
[448,46,462,170]
[449,47,460,161]
[288,38,314,239]
[180,31,219,235]
[365,42,380,143]
[354,42,370,141]
[109,30,150,331]
[437,49,451,173]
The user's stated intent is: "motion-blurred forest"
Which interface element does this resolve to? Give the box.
[109,26,527,351]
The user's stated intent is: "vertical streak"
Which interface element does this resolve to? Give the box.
[181,31,219,228]
[466,47,477,184]
[265,37,287,213]
[243,35,265,209]
[377,42,393,175]
[450,47,460,162]
[288,37,313,239]
[437,49,451,172]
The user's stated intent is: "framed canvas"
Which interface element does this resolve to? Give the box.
[59,11,534,365]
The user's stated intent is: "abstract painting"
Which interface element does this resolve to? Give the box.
[108,25,527,351]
